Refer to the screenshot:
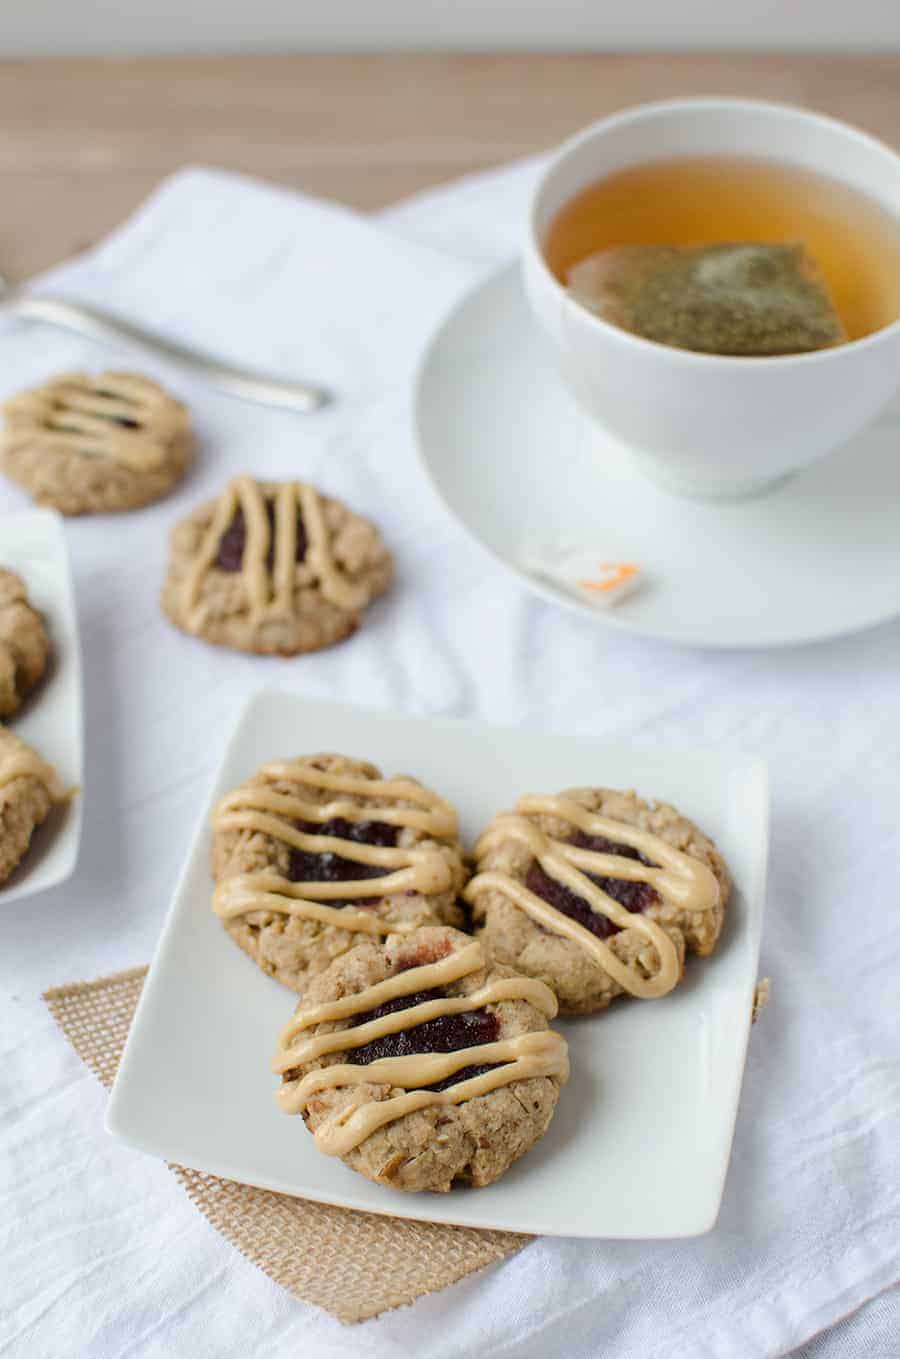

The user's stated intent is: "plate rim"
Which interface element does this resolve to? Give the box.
[106,687,769,1239]
[413,262,900,651]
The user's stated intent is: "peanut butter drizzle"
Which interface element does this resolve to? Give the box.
[0,743,65,799]
[182,475,370,634]
[211,760,459,933]
[214,873,399,936]
[274,940,569,1156]
[221,762,458,837]
[7,372,186,471]
[464,794,721,1000]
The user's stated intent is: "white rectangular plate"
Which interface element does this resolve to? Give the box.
[107,691,767,1238]
[1,510,83,902]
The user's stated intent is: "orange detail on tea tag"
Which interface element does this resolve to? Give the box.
[524,544,643,609]
[579,562,640,598]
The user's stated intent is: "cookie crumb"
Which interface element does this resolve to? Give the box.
[752,978,771,1024]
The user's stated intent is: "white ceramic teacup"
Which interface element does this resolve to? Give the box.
[522,98,900,500]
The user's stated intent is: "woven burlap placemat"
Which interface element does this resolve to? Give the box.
[43,967,529,1324]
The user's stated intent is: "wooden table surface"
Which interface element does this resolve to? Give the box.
[2,52,900,281]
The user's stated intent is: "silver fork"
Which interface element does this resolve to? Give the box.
[0,279,330,413]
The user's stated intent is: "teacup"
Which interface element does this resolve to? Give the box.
[522,98,900,500]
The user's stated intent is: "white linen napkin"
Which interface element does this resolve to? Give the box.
[0,163,898,1359]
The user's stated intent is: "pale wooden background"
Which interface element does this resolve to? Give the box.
[2,53,900,282]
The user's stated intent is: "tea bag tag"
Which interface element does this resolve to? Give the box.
[524,542,643,608]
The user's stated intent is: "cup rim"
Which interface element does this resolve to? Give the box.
[527,95,900,369]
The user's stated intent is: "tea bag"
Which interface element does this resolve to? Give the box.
[567,242,846,355]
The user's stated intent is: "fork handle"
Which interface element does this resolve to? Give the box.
[4,293,330,414]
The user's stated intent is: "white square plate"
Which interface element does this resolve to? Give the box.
[1,510,83,902]
[107,691,767,1238]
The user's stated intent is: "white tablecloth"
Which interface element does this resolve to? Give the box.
[0,161,898,1359]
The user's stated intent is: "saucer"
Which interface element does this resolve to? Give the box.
[415,265,900,649]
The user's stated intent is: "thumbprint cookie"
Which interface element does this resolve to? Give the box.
[0,726,66,885]
[212,754,468,993]
[1,371,191,514]
[273,925,569,1192]
[161,475,392,654]
[465,787,730,1015]
[0,569,49,718]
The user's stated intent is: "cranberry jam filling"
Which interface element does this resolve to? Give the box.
[215,501,308,572]
[349,985,500,1091]
[286,817,399,899]
[525,830,660,941]
[92,388,141,428]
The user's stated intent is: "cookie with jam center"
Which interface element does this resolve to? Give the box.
[211,753,467,993]
[466,786,730,1015]
[1,371,192,514]
[0,726,66,886]
[274,925,569,1192]
[0,568,49,718]
[162,475,392,655]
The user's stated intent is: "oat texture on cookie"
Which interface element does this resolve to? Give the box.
[211,754,467,993]
[162,476,393,655]
[466,787,730,1015]
[274,926,569,1191]
[0,371,192,514]
[0,726,66,886]
[0,568,49,718]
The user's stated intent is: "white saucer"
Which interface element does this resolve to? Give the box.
[415,266,900,649]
